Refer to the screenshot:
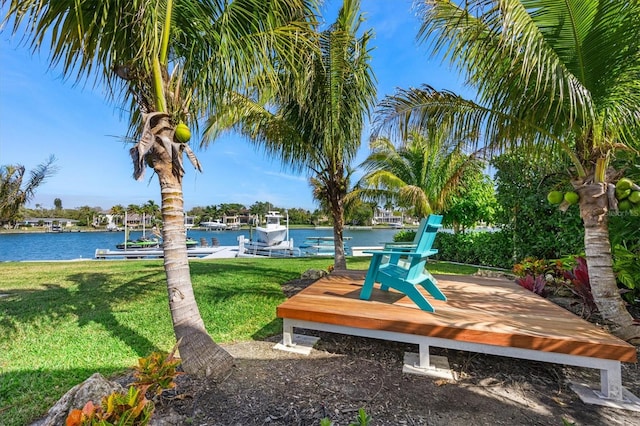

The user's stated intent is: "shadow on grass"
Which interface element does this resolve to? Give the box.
[1,270,163,356]
[188,261,303,303]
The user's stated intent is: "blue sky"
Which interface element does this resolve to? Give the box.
[0,0,469,212]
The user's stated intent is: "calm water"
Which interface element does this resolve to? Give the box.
[0,228,401,261]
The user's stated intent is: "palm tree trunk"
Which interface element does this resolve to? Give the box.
[577,182,639,341]
[154,125,233,378]
[329,185,347,271]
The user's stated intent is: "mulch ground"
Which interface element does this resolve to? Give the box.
[145,277,640,426]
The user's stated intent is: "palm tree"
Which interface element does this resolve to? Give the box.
[142,200,161,226]
[355,129,479,219]
[3,0,318,376]
[0,156,57,226]
[109,204,126,227]
[375,0,640,340]
[204,0,376,270]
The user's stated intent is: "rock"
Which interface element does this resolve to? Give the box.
[474,269,513,279]
[300,269,328,280]
[35,373,123,426]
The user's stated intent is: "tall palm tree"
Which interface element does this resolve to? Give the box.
[204,0,376,270]
[0,156,57,226]
[109,204,126,227]
[3,0,318,376]
[375,0,640,340]
[356,129,479,219]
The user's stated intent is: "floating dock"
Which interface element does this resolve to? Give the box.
[94,246,239,259]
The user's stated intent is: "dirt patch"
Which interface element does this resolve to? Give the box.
[144,278,640,426]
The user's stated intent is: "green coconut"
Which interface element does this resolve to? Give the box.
[619,200,632,211]
[564,191,579,205]
[629,191,640,204]
[616,188,631,200]
[616,177,633,191]
[547,191,564,205]
[175,122,191,143]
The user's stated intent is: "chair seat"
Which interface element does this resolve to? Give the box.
[379,263,431,284]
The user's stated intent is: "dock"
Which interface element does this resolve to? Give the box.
[94,246,240,259]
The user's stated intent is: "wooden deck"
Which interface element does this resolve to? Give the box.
[277,271,635,362]
[276,271,638,407]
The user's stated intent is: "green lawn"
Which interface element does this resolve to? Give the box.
[0,257,476,426]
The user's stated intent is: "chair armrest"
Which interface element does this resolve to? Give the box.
[364,249,437,257]
[383,242,417,251]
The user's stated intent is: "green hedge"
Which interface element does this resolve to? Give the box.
[433,231,514,269]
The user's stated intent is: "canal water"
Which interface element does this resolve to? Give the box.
[0,228,401,261]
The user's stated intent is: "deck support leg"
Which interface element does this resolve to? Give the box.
[419,343,430,368]
[570,360,640,410]
[402,342,455,380]
[282,320,294,347]
[600,361,623,400]
[273,319,320,355]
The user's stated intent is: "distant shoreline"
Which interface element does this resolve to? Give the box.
[0,224,396,235]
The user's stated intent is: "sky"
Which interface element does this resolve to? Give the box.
[0,0,470,212]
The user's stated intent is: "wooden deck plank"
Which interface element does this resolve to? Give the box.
[277,271,637,363]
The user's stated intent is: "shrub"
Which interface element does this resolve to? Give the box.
[515,274,547,296]
[433,231,513,269]
[66,344,182,426]
[609,212,640,304]
[560,256,597,319]
[132,341,183,397]
[65,386,153,426]
[393,229,416,243]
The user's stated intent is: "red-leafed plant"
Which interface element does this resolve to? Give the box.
[515,273,547,296]
[513,257,550,296]
[562,256,597,319]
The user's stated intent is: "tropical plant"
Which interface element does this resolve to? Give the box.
[110,204,126,226]
[609,153,640,303]
[492,149,584,262]
[356,129,480,221]
[66,386,154,426]
[141,200,160,224]
[441,163,497,232]
[374,0,640,340]
[0,156,57,226]
[561,256,597,319]
[203,0,377,270]
[3,0,318,375]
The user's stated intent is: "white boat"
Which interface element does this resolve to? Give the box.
[200,219,227,230]
[237,211,300,257]
[254,211,288,246]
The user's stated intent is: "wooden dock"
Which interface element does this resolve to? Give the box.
[276,271,639,409]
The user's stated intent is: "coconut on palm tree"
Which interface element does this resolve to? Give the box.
[3,0,318,375]
[375,0,640,340]
[204,0,377,270]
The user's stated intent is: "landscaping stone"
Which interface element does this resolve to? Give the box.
[301,269,328,280]
[33,373,123,426]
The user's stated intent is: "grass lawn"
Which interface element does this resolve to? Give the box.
[0,257,477,426]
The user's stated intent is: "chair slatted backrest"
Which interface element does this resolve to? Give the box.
[414,214,442,253]
[402,215,442,281]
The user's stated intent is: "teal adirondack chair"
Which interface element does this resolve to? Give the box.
[359,214,446,312]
